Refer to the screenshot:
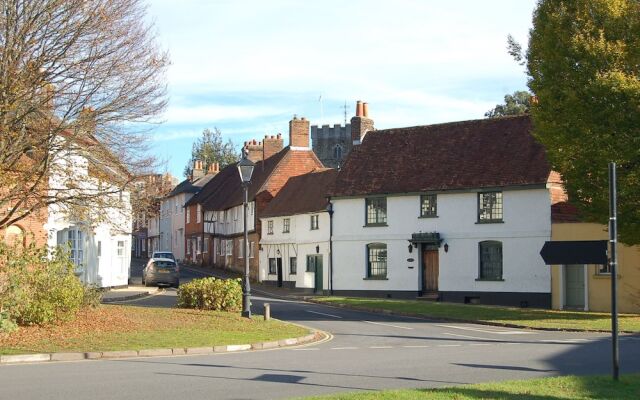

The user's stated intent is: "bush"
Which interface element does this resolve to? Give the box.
[0,310,17,333]
[82,284,103,308]
[0,242,85,326]
[177,277,242,312]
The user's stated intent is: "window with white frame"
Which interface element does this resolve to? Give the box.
[310,214,319,230]
[366,197,387,225]
[117,240,125,257]
[366,243,387,278]
[204,237,209,253]
[269,258,277,274]
[478,192,503,223]
[267,220,274,235]
[68,229,84,267]
[283,218,290,233]
[420,194,437,217]
[186,207,191,223]
[197,237,202,254]
[197,204,202,223]
[226,240,233,256]
[290,257,297,274]
[249,241,255,258]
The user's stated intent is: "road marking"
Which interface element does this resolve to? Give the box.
[369,346,393,349]
[539,339,586,344]
[442,333,501,341]
[363,320,413,330]
[436,324,534,335]
[469,343,492,346]
[437,344,462,347]
[402,345,430,348]
[291,348,320,351]
[306,310,343,319]
[331,347,358,350]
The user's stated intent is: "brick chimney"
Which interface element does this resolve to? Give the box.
[263,133,283,159]
[289,115,310,148]
[206,162,220,176]
[243,139,263,162]
[351,100,374,145]
[191,160,204,180]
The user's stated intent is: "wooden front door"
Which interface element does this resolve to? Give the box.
[422,248,439,292]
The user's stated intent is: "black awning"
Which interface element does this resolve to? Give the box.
[540,240,608,265]
[411,232,442,246]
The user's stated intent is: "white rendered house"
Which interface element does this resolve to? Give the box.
[44,137,133,288]
[329,115,562,307]
[258,169,337,292]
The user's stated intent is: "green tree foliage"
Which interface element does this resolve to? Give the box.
[525,0,640,244]
[184,128,238,177]
[485,91,532,118]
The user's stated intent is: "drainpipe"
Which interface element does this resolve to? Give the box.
[327,200,334,295]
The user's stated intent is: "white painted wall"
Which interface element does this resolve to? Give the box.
[331,189,551,294]
[45,148,132,288]
[259,212,330,289]
[204,201,256,236]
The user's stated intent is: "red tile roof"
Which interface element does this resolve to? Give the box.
[187,147,323,211]
[551,201,582,223]
[261,168,338,218]
[329,115,551,197]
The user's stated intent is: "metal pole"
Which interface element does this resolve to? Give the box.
[608,162,619,380]
[242,183,251,318]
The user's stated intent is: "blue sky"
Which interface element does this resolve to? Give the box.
[146,0,536,179]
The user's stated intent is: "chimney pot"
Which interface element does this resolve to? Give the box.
[363,102,369,117]
[356,100,363,117]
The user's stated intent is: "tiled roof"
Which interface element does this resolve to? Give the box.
[187,147,323,211]
[329,115,551,197]
[167,174,215,198]
[551,201,581,223]
[261,168,338,218]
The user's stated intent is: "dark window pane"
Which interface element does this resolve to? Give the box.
[479,241,502,279]
[367,243,387,277]
[420,194,437,217]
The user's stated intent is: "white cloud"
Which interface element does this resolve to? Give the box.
[162,104,283,124]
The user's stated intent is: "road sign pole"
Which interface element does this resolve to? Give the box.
[609,162,619,381]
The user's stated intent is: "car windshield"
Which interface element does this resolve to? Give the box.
[153,261,176,269]
[155,253,175,260]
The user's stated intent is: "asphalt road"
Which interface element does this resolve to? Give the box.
[2,266,639,400]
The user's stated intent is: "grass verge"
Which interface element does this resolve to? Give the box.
[0,305,308,355]
[300,374,640,399]
[314,297,640,332]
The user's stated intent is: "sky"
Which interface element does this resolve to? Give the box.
[145,0,537,179]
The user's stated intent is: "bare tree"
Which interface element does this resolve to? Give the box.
[0,0,168,231]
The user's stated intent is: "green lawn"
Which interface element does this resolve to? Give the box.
[0,305,309,355]
[300,374,640,399]
[314,297,640,332]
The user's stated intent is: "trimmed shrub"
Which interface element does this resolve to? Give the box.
[0,242,85,326]
[177,277,242,312]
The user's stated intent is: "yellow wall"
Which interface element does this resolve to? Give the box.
[551,222,640,313]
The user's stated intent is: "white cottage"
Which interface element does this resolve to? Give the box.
[259,169,338,292]
[329,115,563,308]
[44,137,133,288]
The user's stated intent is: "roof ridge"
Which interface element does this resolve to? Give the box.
[374,114,530,135]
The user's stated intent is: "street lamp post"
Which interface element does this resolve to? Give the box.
[237,152,255,318]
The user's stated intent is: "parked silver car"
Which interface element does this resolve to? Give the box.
[142,258,179,288]
[150,251,179,271]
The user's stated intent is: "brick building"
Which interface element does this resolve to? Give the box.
[185,115,324,278]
